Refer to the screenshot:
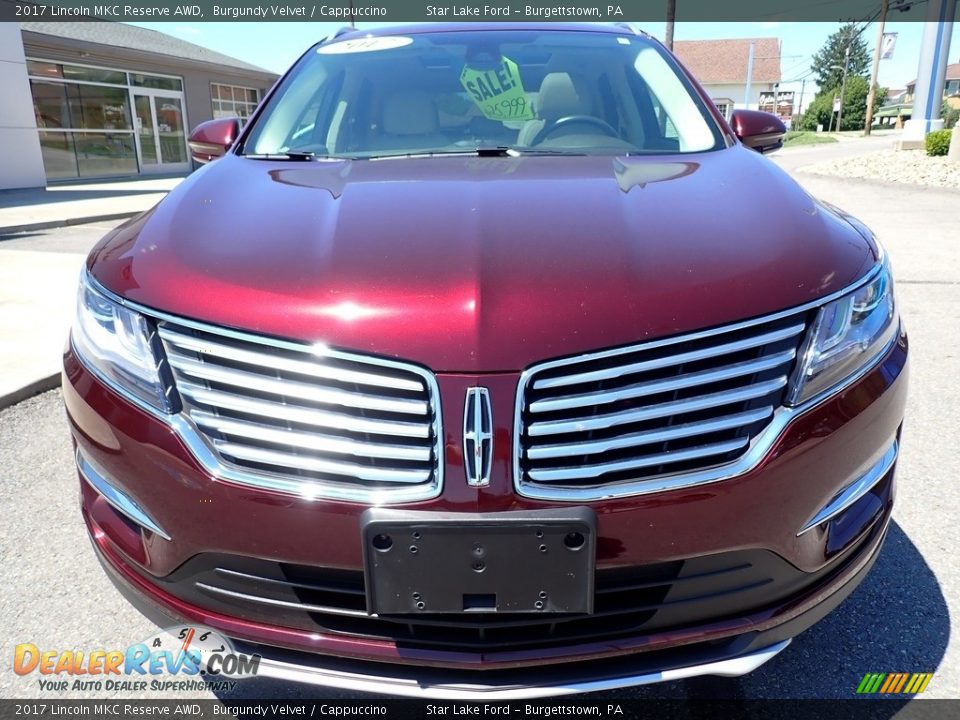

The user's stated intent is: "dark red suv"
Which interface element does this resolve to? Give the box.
[64,23,907,698]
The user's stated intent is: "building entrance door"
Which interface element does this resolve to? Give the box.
[132,90,189,173]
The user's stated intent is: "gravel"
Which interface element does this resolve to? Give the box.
[799,148,960,190]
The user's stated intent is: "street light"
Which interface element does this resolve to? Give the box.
[835,46,852,132]
[827,63,844,132]
[826,52,851,133]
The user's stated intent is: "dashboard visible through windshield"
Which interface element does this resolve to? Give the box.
[241,29,726,159]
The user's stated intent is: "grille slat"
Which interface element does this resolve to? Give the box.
[196,582,369,618]
[167,354,429,415]
[213,441,432,484]
[527,438,750,482]
[192,411,431,462]
[517,312,808,494]
[177,382,431,439]
[158,321,441,500]
[531,322,805,390]
[528,407,773,460]
[161,327,425,391]
[529,349,796,413]
[528,376,788,437]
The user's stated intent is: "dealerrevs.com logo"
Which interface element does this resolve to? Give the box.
[13,626,260,693]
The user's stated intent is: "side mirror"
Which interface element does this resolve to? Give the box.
[730,110,786,154]
[187,117,240,164]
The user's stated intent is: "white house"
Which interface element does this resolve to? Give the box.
[674,38,782,122]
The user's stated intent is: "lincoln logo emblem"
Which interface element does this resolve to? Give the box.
[463,387,493,487]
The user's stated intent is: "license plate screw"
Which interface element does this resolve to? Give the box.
[412,592,421,600]
[416,601,425,610]
[412,531,421,540]
[534,600,544,610]
[538,590,547,599]
[539,544,548,553]
[409,545,419,554]
[472,560,485,572]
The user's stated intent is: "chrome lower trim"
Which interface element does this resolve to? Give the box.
[195,582,368,618]
[76,273,445,505]
[76,448,171,541]
[797,441,898,536]
[248,639,791,700]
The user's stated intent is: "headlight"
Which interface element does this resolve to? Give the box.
[787,260,898,406]
[71,272,173,413]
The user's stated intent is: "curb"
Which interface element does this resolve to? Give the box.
[0,211,138,237]
[0,372,62,412]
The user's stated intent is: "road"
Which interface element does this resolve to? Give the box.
[1,139,957,701]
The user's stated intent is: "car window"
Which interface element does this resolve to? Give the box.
[243,30,724,158]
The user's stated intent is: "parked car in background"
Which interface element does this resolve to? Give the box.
[64,23,907,698]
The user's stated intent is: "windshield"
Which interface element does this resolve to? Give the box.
[242,29,725,159]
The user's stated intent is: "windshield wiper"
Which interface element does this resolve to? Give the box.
[366,147,594,160]
[369,147,516,160]
[241,151,344,161]
[509,148,593,156]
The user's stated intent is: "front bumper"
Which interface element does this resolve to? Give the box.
[63,327,907,694]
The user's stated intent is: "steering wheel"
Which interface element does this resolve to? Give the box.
[533,115,620,145]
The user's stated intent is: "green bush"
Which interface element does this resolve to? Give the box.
[925,129,952,156]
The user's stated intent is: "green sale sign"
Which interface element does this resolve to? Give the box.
[459,56,534,121]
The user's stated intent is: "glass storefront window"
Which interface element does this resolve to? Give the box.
[62,64,127,85]
[74,133,138,177]
[155,97,187,164]
[27,58,188,179]
[26,61,62,79]
[30,81,70,129]
[66,84,133,130]
[131,74,183,92]
[38,132,79,179]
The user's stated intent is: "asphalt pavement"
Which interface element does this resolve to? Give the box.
[1,142,958,702]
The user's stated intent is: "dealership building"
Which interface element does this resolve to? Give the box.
[0,22,278,189]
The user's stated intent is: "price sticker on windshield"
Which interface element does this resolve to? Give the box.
[460,57,534,122]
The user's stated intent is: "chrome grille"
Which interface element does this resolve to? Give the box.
[515,312,809,499]
[158,321,442,502]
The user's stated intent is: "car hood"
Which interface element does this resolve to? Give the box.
[90,148,877,372]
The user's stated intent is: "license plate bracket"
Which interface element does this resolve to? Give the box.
[361,507,596,615]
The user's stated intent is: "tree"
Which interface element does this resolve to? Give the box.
[943,100,959,130]
[810,23,871,92]
[799,77,887,131]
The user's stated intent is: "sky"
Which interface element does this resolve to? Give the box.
[130,20,960,112]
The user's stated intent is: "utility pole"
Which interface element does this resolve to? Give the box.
[864,0,890,135]
[797,78,806,121]
[836,44,852,132]
[743,41,756,110]
[665,0,676,51]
